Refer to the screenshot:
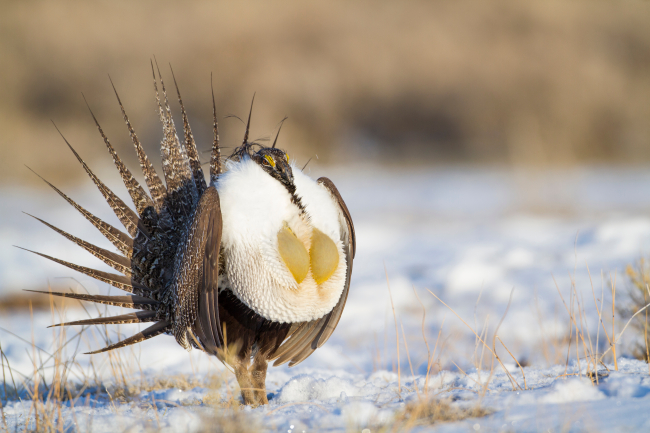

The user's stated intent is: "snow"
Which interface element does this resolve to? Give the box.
[3,164,650,431]
[539,378,605,404]
[4,360,650,431]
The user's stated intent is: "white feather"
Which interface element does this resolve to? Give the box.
[214,157,347,323]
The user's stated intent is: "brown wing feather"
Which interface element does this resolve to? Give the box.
[271,322,319,366]
[317,177,356,258]
[268,322,310,361]
[171,186,223,353]
[272,176,355,366]
[287,323,329,366]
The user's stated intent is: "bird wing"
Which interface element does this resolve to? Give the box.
[271,176,355,366]
[179,186,224,355]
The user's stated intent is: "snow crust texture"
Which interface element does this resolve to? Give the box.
[3,359,650,432]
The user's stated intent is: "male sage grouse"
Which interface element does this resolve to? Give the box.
[22,65,355,406]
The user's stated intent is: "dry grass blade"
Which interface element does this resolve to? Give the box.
[427,289,520,393]
[577,270,599,381]
[643,284,650,374]
[589,268,613,351]
[450,361,481,389]
[0,394,6,432]
[385,265,401,395]
[400,320,419,397]
[412,287,430,386]
[553,273,601,379]
[1,340,19,401]
[621,260,650,364]
[611,273,618,370]
[151,393,161,429]
[425,316,447,387]
[553,274,575,377]
[599,299,650,362]
[488,288,521,391]
[496,337,527,390]
[534,288,552,366]
[412,286,446,393]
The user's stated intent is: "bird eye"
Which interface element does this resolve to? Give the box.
[264,155,276,168]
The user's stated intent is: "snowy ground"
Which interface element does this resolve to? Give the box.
[3,164,650,431]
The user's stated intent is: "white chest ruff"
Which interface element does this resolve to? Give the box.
[214,159,347,323]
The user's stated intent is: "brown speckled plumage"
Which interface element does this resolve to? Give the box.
[22,69,355,406]
[110,77,167,213]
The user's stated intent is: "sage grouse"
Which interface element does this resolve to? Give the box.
[23,67,355,406]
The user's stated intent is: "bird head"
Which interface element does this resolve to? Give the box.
[252,147,294,188]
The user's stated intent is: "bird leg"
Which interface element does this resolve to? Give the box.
[234,363,256,406]
[250,354,269,405]
[233,354,268,407]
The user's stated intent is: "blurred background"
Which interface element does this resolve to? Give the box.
[2,0,650,352]
[2,0,650,187]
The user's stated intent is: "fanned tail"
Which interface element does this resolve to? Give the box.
[24,66,216,355]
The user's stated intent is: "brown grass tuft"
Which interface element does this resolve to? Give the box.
[197,409,262,433]
[403,398,491,425]
[622,259,650,362]
[108,373,224,405]
[382,398,491,432]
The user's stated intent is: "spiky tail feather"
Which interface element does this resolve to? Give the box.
[85,321,171,355]
[49,311,157,328]
[22,65,223,355]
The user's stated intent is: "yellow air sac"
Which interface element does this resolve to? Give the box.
[310,228,339,284]
[278,225,309,284]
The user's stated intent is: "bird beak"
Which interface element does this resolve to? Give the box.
[276,160,294,185]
